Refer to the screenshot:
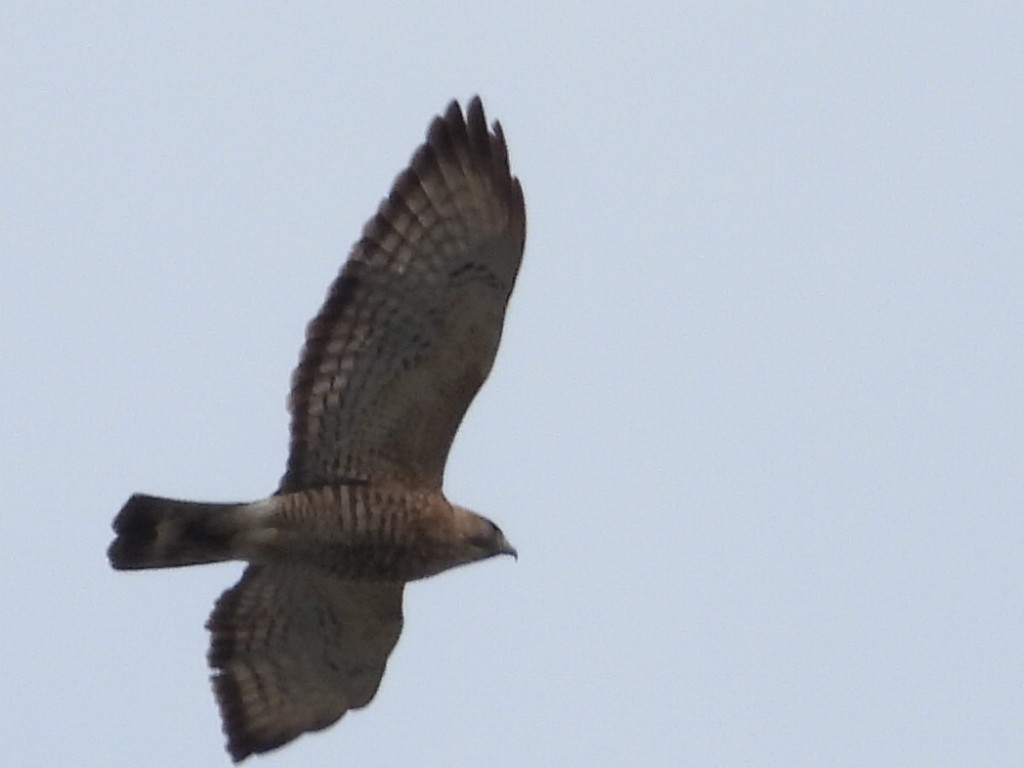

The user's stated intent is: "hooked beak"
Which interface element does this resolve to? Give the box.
[500,536,518,561]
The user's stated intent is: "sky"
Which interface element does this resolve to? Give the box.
[3,3,1022,766]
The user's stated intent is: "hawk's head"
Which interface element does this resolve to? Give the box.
[451,505,517,564]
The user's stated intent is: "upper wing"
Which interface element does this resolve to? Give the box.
[207,564,404,762]
[279,97,526,492]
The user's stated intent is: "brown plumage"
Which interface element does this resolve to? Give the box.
[108,97,524,762]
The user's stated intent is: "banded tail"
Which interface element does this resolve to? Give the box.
[108,494,256,570]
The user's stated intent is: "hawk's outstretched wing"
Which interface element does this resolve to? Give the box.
[207,565,404,762]
[280,97,526,492]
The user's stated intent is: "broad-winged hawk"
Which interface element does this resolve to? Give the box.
[108,97,525,762]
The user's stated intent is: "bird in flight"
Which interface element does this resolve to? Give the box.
[108,97,525,762]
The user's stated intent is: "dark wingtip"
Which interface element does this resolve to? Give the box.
[211,671,254,763]
[465,95,485,129]
[444,97,465,126]
[443,96,525,241]
[213,669,293,763]
[208,573,270,762]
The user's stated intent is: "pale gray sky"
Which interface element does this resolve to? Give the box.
[3,3,1022,766]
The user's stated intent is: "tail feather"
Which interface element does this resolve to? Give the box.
[109,494,250,570]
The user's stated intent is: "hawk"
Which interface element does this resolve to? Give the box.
[108,97,525,762]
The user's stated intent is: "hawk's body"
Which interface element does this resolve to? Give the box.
[108,98,525,762]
